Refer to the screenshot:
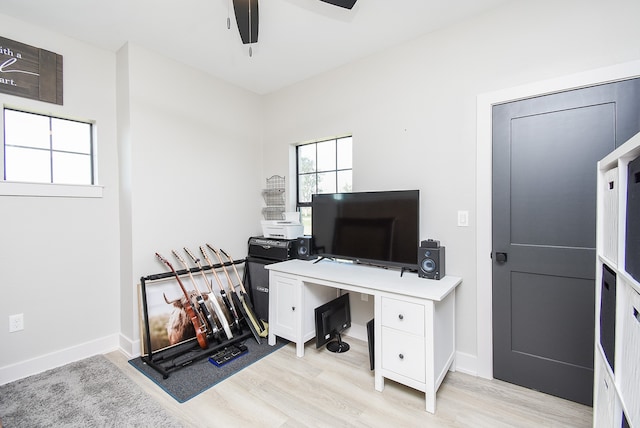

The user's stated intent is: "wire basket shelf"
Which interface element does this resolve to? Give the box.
[262,175,286,220]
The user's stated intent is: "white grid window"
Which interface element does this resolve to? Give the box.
[3,108,94,185]
[296,136,352,234]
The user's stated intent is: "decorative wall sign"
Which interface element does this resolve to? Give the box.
[0,36,63,105]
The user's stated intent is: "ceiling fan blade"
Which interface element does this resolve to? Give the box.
[319,0,357,9]
[232,0,259,44]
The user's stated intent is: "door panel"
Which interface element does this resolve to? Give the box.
[510,272,594,369]
[510,103,614,248]
[492,78,640,406]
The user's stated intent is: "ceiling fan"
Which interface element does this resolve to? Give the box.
[231,0,358,53]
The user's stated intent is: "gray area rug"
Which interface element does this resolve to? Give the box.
[0,355,184,428]
[128,337,288,403]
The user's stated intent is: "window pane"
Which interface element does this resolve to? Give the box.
[5,147,51,183]
[4,110,50,149]
[317,171,336,194]
[337,137,352,170]
[298,173,316,203]
[4,109,95,186]
[317,140,336,172]
[52,118,92,154]
[296,136,352,230]
[298,144,316,173]
[52,152,92,185]
[337,170,352,193]
[300,207,312,236]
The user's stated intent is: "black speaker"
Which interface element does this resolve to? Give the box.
[418,239,445,280]
[244,257,271,321]
[293,236,315,260]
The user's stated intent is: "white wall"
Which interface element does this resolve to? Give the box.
[0,14,121,382]
[0,16,264,381]
[117,44,264,353]
[261,0,640,374]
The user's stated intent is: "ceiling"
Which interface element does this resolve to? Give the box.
[0,0,510,94]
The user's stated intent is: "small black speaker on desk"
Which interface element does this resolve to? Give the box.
[293,236,315,260]
[418,239,445,280]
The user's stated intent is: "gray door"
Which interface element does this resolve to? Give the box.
[492,78,640,406]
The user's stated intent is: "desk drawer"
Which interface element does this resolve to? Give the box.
[381,297,424,336]
[381,326,425,382]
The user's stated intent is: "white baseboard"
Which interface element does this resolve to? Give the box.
[118,333,140,359]
[455,350,479,377]
[0,330,481,386]
[0,334,120,385]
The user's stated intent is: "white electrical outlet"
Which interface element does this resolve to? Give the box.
[9,313,24,332]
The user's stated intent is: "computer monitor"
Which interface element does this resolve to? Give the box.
[315,293,351,353]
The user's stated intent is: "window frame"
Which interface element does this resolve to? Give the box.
[296,136,352,234]
[1,106,102,198]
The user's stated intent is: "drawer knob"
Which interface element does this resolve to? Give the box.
[398,314,404,321]
[399,353,404,360]
[292,306,296,311]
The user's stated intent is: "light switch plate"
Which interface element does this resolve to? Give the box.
[457,210,469,227]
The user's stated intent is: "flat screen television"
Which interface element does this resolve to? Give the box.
[315,293,351,353]
[311,190,419,270]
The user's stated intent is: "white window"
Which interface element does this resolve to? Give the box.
[3,108,94,185]
[296,136,353,234]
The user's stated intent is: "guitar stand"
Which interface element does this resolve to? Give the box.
[140,258,252,379]
[141,330,252,379]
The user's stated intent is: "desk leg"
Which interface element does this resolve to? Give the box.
[425,390,435,414]
[268,331,276,346]
[374,295,383,392]
[374,373,384,392]
[296,341,305,357]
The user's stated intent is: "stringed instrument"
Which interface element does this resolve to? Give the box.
[201,245,243,334]
[208,245,262,343]
[172,249,223,343]
[220,248,268,337]
[155,252,208,349]
[184,246,234,340]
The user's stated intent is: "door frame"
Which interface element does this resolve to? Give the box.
[475,60,640,380]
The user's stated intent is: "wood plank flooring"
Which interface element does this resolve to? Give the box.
[106,338,592,427]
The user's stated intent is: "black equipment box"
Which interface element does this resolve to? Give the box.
[248,236,296,261]
[246,236,297,322]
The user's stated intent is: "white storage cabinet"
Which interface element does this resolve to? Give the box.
[594,131,640,427]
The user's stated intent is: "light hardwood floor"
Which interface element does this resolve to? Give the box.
[106,338,592,427]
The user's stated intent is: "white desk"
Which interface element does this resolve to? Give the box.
[266,259,462,413]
